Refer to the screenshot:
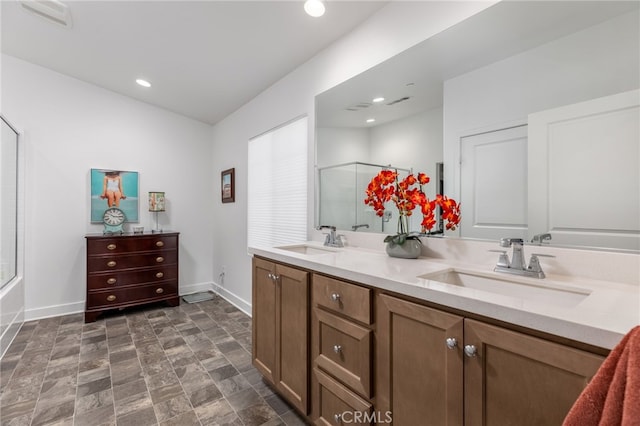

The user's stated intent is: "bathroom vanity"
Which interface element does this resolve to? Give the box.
[250,241,638,425]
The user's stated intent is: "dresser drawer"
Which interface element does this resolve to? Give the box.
[314,308,371,398]
[315,368,372,426]
[87,266,177,290]
[313,275,371,324]
[87,250,177,272]
[87,235,177,255]
[87,282,178,309]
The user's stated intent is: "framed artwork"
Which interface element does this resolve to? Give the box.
[221,168,235,203]
[90,169,139,222]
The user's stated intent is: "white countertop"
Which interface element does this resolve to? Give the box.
[249,241,640,350]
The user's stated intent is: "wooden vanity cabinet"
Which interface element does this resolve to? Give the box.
[311,274,374,425]
[85,232,180,323]
[376,293,605,426]
[252,257,310,414]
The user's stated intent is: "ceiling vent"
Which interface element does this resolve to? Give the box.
[386,96,411,106]
[345,102,372,112]
[19,0,73,28]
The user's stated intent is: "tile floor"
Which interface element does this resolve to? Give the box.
[0,295,309,426]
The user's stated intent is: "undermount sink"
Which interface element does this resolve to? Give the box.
[275,244,340,255]
[419,269,591,308]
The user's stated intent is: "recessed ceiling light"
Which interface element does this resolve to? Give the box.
[304,0,325,17]
[136,79,151,88]
[366,118,376,123]
[372,97,385,103]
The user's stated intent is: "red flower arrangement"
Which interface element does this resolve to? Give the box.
[364,169,461,244]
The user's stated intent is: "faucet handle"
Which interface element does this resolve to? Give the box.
[489,249,510,268]
[500,238,524,248]
[528,253,555,275]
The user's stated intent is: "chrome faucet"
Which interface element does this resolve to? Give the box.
[493,237,554,279]
[531,233,552,245]
[351,224,369,231]
[317,225,344,247]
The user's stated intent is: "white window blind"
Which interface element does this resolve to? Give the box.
[248,116,308,248]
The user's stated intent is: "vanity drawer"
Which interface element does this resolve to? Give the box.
[87,282,178,309]
[315,308,371,398]
[315,368,372,426]
[87,267,177,290]
[87,250,177,272]
[313,275,371,324]
[87,235,178,255]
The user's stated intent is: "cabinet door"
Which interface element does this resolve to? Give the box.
[464,319,605,426]
[377,294,464,426]
[252,258,277,384]
[276,262,310,414]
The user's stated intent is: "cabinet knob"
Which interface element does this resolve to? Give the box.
[156,256,164,263]
[156,288,164,294]
[107,261,117,267]
[445,337,458,350]
[107,243,116,250]
[334,413,342,424]
[330,293,341,302]
[333,345,342,354]
[155,241,164,247]
[106,295,116,302]
[156,272,164,278]
[464,344,478,357]
[107,278,117,285]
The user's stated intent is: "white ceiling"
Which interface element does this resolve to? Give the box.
[1,0,388,125]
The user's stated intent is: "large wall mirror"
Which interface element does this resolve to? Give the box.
[1,116,19,288]
[316,0,639,252]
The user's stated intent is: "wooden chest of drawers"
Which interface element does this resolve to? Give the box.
[85,232,180,322]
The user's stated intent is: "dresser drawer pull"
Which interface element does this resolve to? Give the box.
[107,278,117,285]
[156,272,164,278]
[155,288,164,294]
[155,241,164,247]
[156,256,164,263]
[107,261,117,267]
[333,344,342,354]
[107,243,117,250]
[106,295,116,302]
[330,293,341,302]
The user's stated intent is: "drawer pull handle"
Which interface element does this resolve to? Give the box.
[445,337,458,350]
[107,261,117,267]
[330,293,341,302]
[156,272,164,278]
[464,344,478,358]
[334,413,342,424]
[156,256,164,263]
[107,278,117,285]
[107,244,116,250]
[333,345,342,354]
[156,241,164,247]
[156,288,164,294]
[106,295,116,302]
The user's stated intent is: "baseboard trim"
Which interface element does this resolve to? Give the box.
[25,301,84,322]
[211,283,252,317]
[22,282,252,321]
[1,307,24,358]
[180,281,214,297]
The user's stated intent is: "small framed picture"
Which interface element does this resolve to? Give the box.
[221,168,235,203]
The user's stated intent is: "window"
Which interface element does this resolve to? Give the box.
[248,116,307,248]
[1,116,19,288]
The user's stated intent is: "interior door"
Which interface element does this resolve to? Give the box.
[460,125,528,241]
[528,90,640,251]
